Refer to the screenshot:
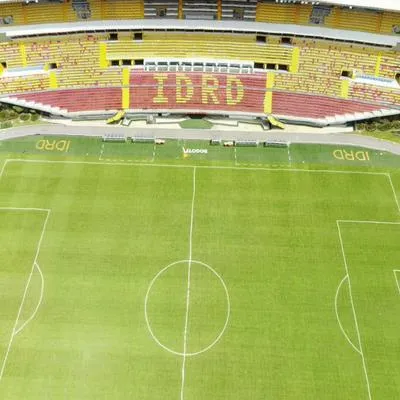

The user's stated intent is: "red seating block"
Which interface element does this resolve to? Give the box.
[272,92,382,119]
[13,88,122,112]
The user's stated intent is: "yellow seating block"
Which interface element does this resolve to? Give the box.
[256,3,297,24]
[379,11,399,34]
[0,2,24,25]
[105,32,293,65]
[25,3,64,25]
[102,0,143,20]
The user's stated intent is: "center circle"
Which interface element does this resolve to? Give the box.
[144,260,230,357]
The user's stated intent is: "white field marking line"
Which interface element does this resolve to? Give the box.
[180,167,196,400]
[0,207,50,212]
[337,220,400,225]
[144,259,230,357]
[393,270,400,295]
[334,275,362,355]
[14,262,44,336]
[386,173,400,215]
[0,159,9,180]
[99,143,105,161]
[287,142,292,164]
[336,221,372,400]
[2,157,389,176]
[0,208,50,382]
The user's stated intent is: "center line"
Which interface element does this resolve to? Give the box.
[180,167,196,400]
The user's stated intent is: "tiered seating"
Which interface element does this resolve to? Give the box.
[255,2,399,35]
[0,30,398,122]
[0,75,49,95]
[144,0,178,18]
[183,0,217,20]
[256,2,297,24]
[221,0,257,21]
[129,70,267,113]
[380,12,400,34]
[11,88,122,112]
[24,2,65,25]
[0,42,21,69]
[324,7,381,33]
[23,34,122,88]
[106,32,293,65]
[101,0,144,20]
[0,0,398,37]
[274,40,379,97]
[255,2,312,25]
[0,0,143,25]
[350,84,400,106]
[272,92,386,119]
[379,52,400,79]
[0,2,24,25]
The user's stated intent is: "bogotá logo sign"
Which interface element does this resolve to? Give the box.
[182,147,208,157]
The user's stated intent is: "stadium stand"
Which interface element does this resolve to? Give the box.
[0,1,398,125]
[0,0,143,25]
[0,0,398,35]
[101,0,144,20]
[255,1,400,35]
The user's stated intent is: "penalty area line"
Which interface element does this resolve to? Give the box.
[0,208,51,382]
[0,159,9,180]
[336,221,372,400]
[393,270,400,295]
[386,173,400,216]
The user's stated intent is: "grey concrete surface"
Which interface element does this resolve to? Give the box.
[1,123,400,156]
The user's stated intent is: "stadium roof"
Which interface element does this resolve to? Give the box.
[1,20,399,48]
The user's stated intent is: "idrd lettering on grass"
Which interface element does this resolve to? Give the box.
[333,149,370,161]
[36,139,71,153]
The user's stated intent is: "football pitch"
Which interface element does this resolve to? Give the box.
[0,136,399,399]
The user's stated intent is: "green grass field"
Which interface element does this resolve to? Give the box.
[0,135,399,399]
